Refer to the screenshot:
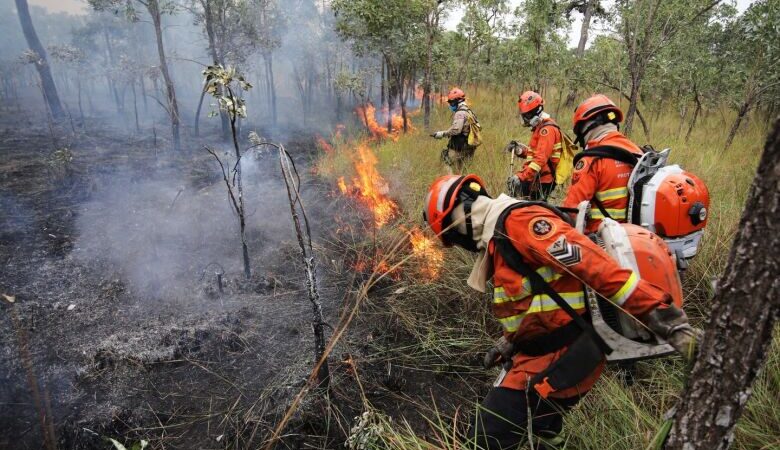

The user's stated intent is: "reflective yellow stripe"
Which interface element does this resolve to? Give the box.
[497,291,586,332]
[551,152,561,159]
[595,187,629,202]
[529,161,542,172]
[552,143,562,150]
[590,208,628,220]
[493,267,561,304]
[499,314,526,332]
[609,272,639,306]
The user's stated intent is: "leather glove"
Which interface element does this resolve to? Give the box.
[506,174,521,195]
[432,131,445,139]
[644,305,703,360]
[504,140,519,153]
[483,336,515,371]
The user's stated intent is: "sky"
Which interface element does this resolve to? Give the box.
[28,0,757,48]
[442,0,757,47]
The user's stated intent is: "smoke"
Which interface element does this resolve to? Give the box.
[72,147,299,301]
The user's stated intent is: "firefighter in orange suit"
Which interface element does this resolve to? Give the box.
[507,91,562,200]
[423,174,699,450]
[562,94,643,233]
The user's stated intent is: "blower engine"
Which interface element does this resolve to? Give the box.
[627,149,711,261]
[581,216,684,362]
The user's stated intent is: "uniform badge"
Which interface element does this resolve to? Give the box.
[547,236,582,266]
[575,160,586,171]
[529,217,556,239]
[540,128,549,136]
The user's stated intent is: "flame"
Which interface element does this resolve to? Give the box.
[316,134,334,154]
[410,228,444,279]
[337,143,398,228]
[355,104,413,141]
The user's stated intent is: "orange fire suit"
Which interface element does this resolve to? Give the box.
[562,130,643,233]
[488,204,669,398]
[516,118,562,185]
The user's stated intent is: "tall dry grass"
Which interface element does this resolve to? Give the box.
[317,88,777,449]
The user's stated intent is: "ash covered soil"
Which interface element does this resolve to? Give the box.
[0,112,359,449]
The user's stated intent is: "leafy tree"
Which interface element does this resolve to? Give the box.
[719,0,780,150]
[614,0,722,136]
[89,0,182,150]
[564,0,607,105]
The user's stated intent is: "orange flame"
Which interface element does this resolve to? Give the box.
[410,228,444,279]
[355,104,413,141]
[316,134,334,154]
[338,143,398,228]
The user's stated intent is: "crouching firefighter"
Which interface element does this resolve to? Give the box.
[432,88,481,174]
[422,174,700,450]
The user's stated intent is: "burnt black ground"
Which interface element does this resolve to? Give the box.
[0,109,487,450]
[0,110,355,449]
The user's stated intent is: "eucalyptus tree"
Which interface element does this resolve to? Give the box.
[564,0,607,105]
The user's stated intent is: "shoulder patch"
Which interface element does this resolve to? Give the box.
[529,217,556,239]
[575,159,586,171]
[539,128,549,136]
[547,236,582,266]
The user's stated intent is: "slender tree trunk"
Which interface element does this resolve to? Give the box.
[664,118,780,450]
[423,7,438,129]
[685,89,702,143]
[194,81,207,137]
[380,58,386,108]
[624,70,643,136]
[265,54,277,126]
[14,0,64,119]
[140,75,148,111]
[131,80,140,132]
[148,0,181,151]
[203,0,230,140]
[724,100,751,151]
[102,27,122,114]
[76,76,84,125]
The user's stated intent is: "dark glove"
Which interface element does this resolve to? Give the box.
[504,140,519,153]
[506,174,522,196]
[483,336,515,371]
[644,305,703,360]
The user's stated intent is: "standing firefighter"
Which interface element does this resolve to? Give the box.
[432,88,481,173]
[507,91,562,200]
[423,174,699,449]
[562,94,642,232]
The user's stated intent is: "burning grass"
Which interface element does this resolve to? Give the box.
[318,88,777,449]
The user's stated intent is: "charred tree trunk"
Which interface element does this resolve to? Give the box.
[102,27,123,114]
[264,53,277,126]
[76,76,84,125]
[131,80,140,132]
[14,0,64,119]
[148,0,181,151]
[664,117,780,450]
[380,58,386,109]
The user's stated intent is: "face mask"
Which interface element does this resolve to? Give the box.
[449,104,458,112]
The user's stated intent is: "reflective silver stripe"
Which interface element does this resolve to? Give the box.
[435,177,459,213]
[595,187,629,202]
[493,267,561,304]
[609,272,639,306]
[497,291,586,332]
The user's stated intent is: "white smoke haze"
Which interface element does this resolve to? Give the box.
[72,147,299,301]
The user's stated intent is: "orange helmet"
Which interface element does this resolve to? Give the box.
[518,91,544,114]
[573,94,624,145]
[447,88,466,103]
[423,174,488,250]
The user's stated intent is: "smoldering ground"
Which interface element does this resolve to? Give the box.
[71,144,306,306]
